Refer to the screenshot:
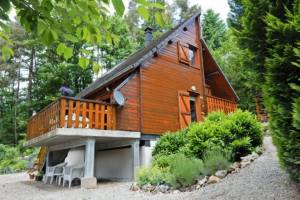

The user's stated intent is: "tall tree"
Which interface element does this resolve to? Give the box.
[201,9,226,50]
[229,0,300,181]
[264,1,300,182]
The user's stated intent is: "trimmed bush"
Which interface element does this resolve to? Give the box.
[205,111,226,122]
[227,110,263,147]
[202,150,231,175]
[186,121,228,158]
[152,130,187,157]
[230,137,252,160]
[152,110,263,162]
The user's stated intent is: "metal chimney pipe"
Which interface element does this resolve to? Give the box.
[144,27,153,46]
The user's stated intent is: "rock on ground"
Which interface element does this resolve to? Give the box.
[0,137,299,200]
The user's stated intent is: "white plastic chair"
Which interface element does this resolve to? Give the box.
[43,162,67,184]
[59,164,84,188]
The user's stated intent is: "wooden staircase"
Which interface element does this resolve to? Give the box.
[36,147,48,171]
[28,147,48,179]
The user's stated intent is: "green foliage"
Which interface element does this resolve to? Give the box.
[0,142,38,174]
[152,130,187,157]
[136,166,170,187]
[202,9,226,50]
[0,0,166,63]
[202,150,231,175]
[140,110,263,188]
[230,137,252,160]
[153,110,263,161]
[228,0,300,182]
[205,111,226,122]
[227,110,263,147]
[140,153,203,188]
[166,153,203,188]
[186,120,229,158]
[263,1,300,182]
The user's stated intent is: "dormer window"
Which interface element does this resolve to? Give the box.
[177,41,199,68]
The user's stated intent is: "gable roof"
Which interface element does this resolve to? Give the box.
[77,10,238,102]
[77,10,202,98]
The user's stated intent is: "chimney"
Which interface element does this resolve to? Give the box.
[144,27,153,46]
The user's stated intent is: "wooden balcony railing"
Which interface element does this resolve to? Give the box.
[27,97,116,140]
[206,95,237,114]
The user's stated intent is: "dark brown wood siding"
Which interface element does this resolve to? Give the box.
[140,17,205,134]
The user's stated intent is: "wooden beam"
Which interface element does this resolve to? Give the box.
[207,71,220,77]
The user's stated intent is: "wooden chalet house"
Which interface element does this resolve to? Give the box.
[26,11,238,188]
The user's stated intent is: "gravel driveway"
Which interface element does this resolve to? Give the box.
[0,136,299,200]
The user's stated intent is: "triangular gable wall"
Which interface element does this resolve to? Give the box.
[201,40,239,102]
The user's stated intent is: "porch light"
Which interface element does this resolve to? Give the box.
[191,85,196,91]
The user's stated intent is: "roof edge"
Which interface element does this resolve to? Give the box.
[77,10,202,98]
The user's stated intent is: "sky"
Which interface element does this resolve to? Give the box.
[123,0,230,21]
[187,0,230,21]
[9,0,230,21]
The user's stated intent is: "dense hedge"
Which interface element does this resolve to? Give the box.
[153,110,263,161]
[263,2,300,182]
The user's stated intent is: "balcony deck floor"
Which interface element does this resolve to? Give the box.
[24,128,141,147]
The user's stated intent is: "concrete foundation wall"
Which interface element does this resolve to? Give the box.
[95,148,133,180]
[140,141,157,167]
[94,140,157,180]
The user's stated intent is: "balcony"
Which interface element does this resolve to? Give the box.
[206,95,237,114]
[27,97,117,141]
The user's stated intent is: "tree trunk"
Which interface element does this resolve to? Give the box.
[27,48,35,117]
[14,61,21,145]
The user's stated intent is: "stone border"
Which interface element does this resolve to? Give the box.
[130,149,263,194]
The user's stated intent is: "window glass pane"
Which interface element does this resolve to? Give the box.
[190,98,197,122]
[189,48,196,65]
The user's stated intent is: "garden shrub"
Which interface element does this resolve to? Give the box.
[141,110,264,188]
[150,153,203,188]
[0,142,37,174]
[152,130,187,157]
[202,150,231,175]
[230,137,252,160]
[205,111,226,122]
[136,166,171,187]
[186,119,230,158]
[167,153,203,187]
[227,110,263,147]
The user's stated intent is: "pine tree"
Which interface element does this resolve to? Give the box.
[201,9,226,50]
[264,1,300,181]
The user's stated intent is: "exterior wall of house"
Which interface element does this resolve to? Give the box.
[140,17,206,134]
[95,148,133,180]
[86,72,141,132]
[94,141,156,180]
[116,72,141,131]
